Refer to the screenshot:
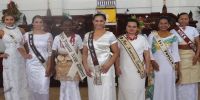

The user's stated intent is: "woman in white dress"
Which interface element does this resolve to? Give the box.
[148,16,180,100]
[82,13,119,100]
[0,13,30,100]
[170,13,200,100]
[24,15,52,100]
[116,19,151,100]
[52,18,82,100]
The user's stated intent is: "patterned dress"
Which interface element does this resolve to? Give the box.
[148,32,180,100]
[2,26,30,100]
[52,33,83,100]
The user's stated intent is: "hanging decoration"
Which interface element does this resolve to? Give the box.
[47,0,52,16]
[162,0,167,14]
[96,0,117,23]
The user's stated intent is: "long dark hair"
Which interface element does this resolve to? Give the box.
[32,15,43,24]
[125,18,141,34]
[177,12,189,20]
[156,16,172,30]
[92,13,107,21]
[125,18,140,28]
[60,18,73,26]
[2,13,16,23]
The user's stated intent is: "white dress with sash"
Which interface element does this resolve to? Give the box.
[118,34,149,100]
[52,34,83,100]
[2,27,30,100]
[24,32,52,100]
[148,33,180,100]
[83,31,117,100]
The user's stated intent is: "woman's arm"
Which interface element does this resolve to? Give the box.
[24,42,29,53]
[193,36,200,64]
[0,30,4,39]
[17,47,31,59]
[51,50,57,75]
[46,55,52,77]
[17,30,31,59]
[0,53,9,58]
[171,36,181,83]
[114,42,121,76]
[101,42,119,73]
[45,34,53,77]
[144,49,151,74]
[114,54,121,76]
[82,45,92,77]
[175,62,181,84]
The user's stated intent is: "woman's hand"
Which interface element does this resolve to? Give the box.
[175,62,181,84]
[23,54,32,59]
[176,70,182,84]
[151,60,159,71]
[146,65,153,75]
[45,66,51,77]
[0,53,9,59]
[101,64,111,74]
[84,66,92,77]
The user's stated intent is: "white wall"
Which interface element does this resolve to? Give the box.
[0,0,48,23]
[0,0,200,28]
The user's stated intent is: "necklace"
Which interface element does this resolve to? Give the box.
[5,25,18,43]
[126,33,138,40]
[5,25,16,30]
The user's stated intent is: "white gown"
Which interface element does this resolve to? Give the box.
[24,32,52,100]
[2,27,30,100]
[83,31,117,100]
[118,34,149,100]
[148,33,180,100]
[52,34,82,100]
